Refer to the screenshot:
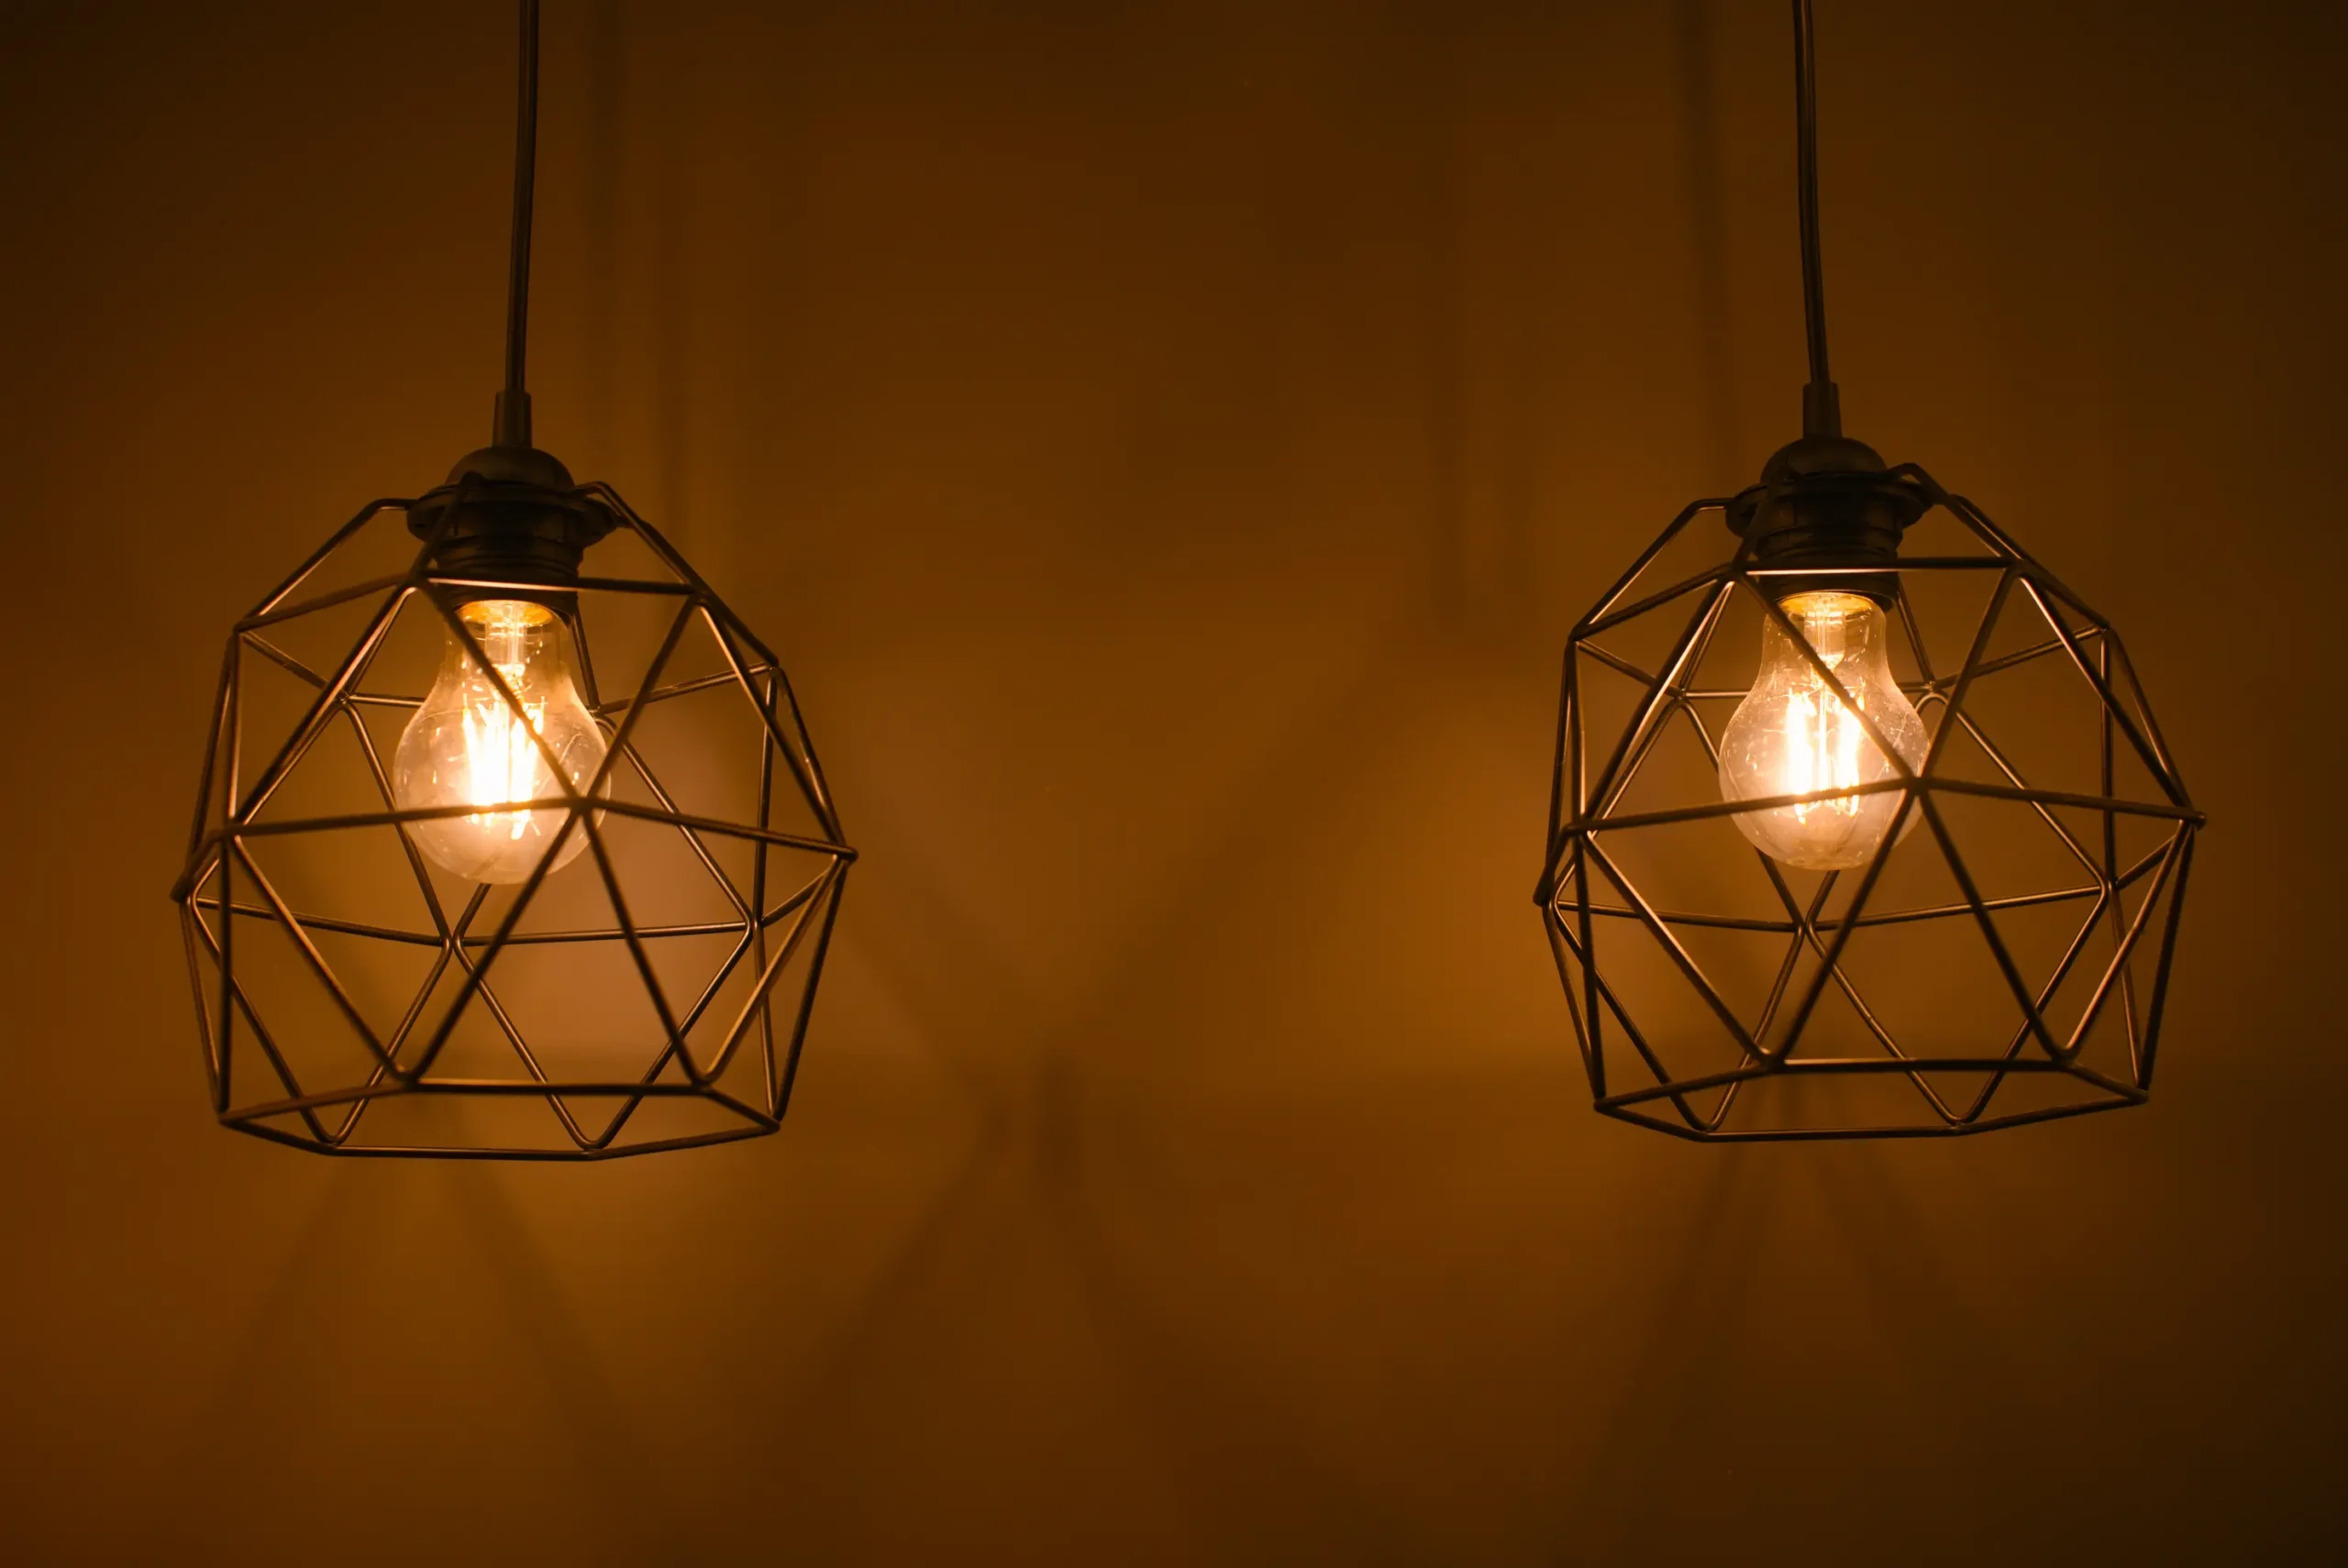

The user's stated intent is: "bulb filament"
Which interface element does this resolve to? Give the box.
[1778,615,1867,821]
[461,602,557,839]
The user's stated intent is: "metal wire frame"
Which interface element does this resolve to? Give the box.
[169,482,856,1159]
[1536,465,2202,1141]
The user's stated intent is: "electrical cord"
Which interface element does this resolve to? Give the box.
[1793,0,1841,437]
[496,0,540,448]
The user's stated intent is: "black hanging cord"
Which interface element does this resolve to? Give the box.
[1792,0,1840,437]
[494,0,540,448]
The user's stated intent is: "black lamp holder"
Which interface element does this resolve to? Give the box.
[1725,0,1927,606]
[405,0,615,595]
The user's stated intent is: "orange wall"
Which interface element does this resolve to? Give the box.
[1,0,2341,1559]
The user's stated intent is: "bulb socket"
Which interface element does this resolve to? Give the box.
[1725,432,1928,605]
[407,443,617,613]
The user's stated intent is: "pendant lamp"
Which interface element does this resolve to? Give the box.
[169,1,855,1158]
[1536,0,2202,1140]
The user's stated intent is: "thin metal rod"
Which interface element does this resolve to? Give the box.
[770,874,847,1119]
[195,899,759,950]
[225,1121,774,1163]
[754,673,783,1111]
[1567,881,2108,935]
[1600,1095,2134,1143]
[594,667,777,719]
[1792,0,1838,435]
[497,0,540,447]
[205,796,856,856]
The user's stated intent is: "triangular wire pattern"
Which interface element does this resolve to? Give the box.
[1538,469,2201,1141]
[170,487,857,1159]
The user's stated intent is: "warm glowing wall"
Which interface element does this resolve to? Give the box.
[1,0,2340,1559]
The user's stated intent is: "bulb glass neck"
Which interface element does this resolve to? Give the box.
[1766,590,1883,671]
[455,598,559,666]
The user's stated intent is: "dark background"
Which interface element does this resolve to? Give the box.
[3,0,2342,1560]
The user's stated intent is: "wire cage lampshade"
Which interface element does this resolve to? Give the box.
[166,1,854,1158]
[1537,476,2198,1141]
[1534,0,2202,1141]
[170,488,851,1159]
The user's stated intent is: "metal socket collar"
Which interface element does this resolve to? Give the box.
[1726,433,1930,604]
[405,443,619,600]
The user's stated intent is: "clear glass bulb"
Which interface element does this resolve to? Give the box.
[392,600,608,884]
[1716,590,1927,871]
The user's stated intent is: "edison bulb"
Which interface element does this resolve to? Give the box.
[392,600,607,884]
[1716,591,1927,871]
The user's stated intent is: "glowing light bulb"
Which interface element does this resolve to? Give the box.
[392,600,608,884]
[1716,590,1927,871]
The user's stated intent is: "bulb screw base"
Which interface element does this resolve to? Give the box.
[1726,432,1928,604]
[407,442,618,603]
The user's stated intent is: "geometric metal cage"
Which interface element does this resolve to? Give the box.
[169,480,855,1159]
[1537,463,2203,1140]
